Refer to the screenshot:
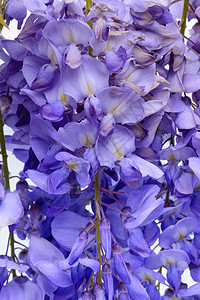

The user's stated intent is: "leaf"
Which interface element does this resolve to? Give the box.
[0,14,9,29]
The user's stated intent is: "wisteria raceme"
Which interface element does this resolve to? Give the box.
[1,0,200,299]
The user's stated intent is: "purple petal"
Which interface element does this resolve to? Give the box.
[58,122,84,151]
[105,48,126,73]
[116,59,156,96]
[128,229,151,258]
[179,282,200,296]
[2,40,28,61]
[175,106,196,129]
[5,0,27,23]
[145,249,190,271]
[40,101,65,122]
[28,170,48,192]
[23,0,46,11]
[175,172,193,195]
[102,264,113,300]
[51,211,91,250]
[96,125,135,169]
[22,55,48,87]
[99,113,115,137]
[119,157,142,187]
[97,86,144,125]
[127,274,150,300]
[28,235,65,264]
[159,218,199,249]
[0,257,28,273]
[62,55,109,102]
[112,243,131,284]
[0,277,44,300]
[167,266,181,296]
[47,194,69,217]
[28,235,72,287]
[93,284,106,300]
[189,157,200,179]
[183,73,200,93]
[64,44,82,69]
[0,183,5,199]
[79,253,101,272]
[43,19,92,47]
[129,154,163,179]
[0,191,24,229]
[100,218,112,260]
[55,152,90,187]
[35,261,72,288]
[31,64,58,91]
[94,18,109,42]
[58,118,98,151]
[68,231,88,265]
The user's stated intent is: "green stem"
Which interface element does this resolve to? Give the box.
[0,110,10,190]
[86,0,93,55]
[157,266,162,291]
[0,109,16,278]
[94,169,102,283]
[86,0,92,15]
[180,0,189,35]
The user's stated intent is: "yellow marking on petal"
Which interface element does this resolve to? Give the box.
[165,258,173,265]
[109,106,119,115]
[60,93,67,105]
[67,163,78,170]
[144,275,153,282]
[169,154,176,161]
[177,227,187,241]
[85,136,93,147]
[178,233,186,240]
[86,84,93,96]
[50,53,56,64]
[68,32,75,44]
[115,148,123,160]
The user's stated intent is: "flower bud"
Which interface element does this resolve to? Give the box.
[68,230,88,265]
[118,282,131,300]
[102,263,113,300]
[80,291,93,299]
[100,218,112,260]
[93,283,106,300]
[120,206,132,222]
[112,243,131,284]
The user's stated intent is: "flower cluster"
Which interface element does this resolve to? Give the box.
[1,0,200,299]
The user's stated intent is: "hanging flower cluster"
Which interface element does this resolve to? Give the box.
[1,0,200,299]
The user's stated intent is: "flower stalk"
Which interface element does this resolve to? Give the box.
[0,109,16,278]
[180,0,189,35]
[94,169,103,283]
[86,0,93,53]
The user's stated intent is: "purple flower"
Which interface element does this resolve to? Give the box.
[112,243,131,284]
[100,218,112,260]
[0,187,24,229]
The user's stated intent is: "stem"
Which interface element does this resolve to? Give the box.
[165,185,170,206]
[180,0,189,35]
[100,189,125,207]
[86,0,93,54]
[157,266,162,291]
[0,109,16,278]
[184,35,200,52]
[94,169,103,283]
[0,110,10,190]
[100,201,128,217]
[86,0,92,15]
